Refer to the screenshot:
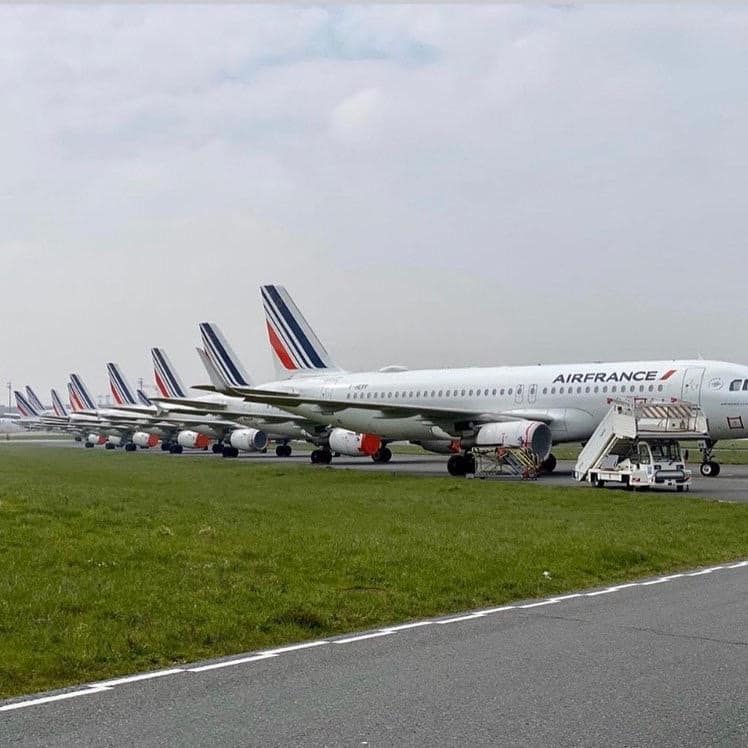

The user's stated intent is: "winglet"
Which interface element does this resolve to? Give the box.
[151,348,188,399]
[107,363,138,406]
[50,388,69,417]
[260,285,341,379]
[14,390,39,417]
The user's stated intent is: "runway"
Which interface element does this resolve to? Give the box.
[2,562,746,747]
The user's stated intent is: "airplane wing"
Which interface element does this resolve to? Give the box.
[148,397,310,424]
[221,387,555,426]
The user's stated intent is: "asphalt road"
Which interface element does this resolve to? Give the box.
[2,563,746,747]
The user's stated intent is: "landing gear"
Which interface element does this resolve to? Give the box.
[84,442,95,449]
[125,443,137,452]
[447,452,475,477]
[311,448,332,465]
[371,446,392,464]
[212,443,223,454]
[222,446,239,458]
[161,442,172,452]
[170,444,184,454]
[540,453,557,474]
[275,444,292,457]
[698,440,721,477]
[104,442,116,450]
[700,461,720,477]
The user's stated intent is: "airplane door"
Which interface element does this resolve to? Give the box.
[528,384,538,404]
[514,384,524,405]
[681,367,705,404]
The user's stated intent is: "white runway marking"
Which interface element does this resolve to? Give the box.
[335,631,394,644]
[0,686,111,712]
[95,668,185,688]
[2,560,745,713]
[187,653,277,673]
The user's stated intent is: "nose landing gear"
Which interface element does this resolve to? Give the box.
[697,440,721,477]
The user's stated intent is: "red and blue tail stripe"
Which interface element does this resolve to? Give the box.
[198,323,251,387]
[50,388,68,417]
[70,374,96,411]
[107,363,137,406]
[151,348,187,399]
[14,390,39,417]
[25,387,45,413]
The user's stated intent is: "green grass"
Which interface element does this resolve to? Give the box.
[0,446,746,699]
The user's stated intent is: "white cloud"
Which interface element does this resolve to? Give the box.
[2,5,748,398]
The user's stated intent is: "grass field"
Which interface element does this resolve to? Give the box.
[1,446,746,699]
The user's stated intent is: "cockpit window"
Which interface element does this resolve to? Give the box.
[730,379,743,391]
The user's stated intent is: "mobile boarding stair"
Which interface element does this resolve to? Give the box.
[573,399,709,490]
[470,446,540,480]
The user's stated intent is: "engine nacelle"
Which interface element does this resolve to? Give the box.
[328,428,382,457]
[107,435,122,446]
[177,430,211,449]
[133,432,160,448]
[87,433,107,445]
[472,420,552,460]
[416,439,461,455]
[229,428,268,452]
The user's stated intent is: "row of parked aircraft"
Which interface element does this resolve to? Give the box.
[14,285,748,477]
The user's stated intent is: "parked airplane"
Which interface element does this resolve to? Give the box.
[148,341,312,457]
[208,284,748,477]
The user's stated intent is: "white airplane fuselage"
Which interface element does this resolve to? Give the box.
[256,360,748,444]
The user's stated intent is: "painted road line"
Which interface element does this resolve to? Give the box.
[95,668,185,688]
[478,605,517,614]
[263,641,329,656]
[187,653,277,673]
[0,686,111,712]
[382,621,434,632]
[436,613,486,624]
[519,600,560,609]
[335,631,395,644]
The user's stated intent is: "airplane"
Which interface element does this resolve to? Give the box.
[148,342,314,457]
[204,284,748,478]
[151,323,390,462]
[107,357,268,455]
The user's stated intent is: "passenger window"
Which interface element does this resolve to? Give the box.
[585,386,590,393]
[611,386,616,393]
[657,385,663,392]
[542,387,548,394]
[469,389,473,396]
[500,388,505,395]
[577,386,582,394]
[602,386,607,393]
[559,387,564,394]
[508,388,513,395]
[551,387,556,394]
[593,386,598,393]
[648,385,653,392]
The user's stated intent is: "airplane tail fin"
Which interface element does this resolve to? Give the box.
[137,389,152,407]
[106,363,138,406]
[25,386,45,413]
[67,383,83,413]
[260,284,341,379]
[198,322,253,388]
[196,346,230,392]
[151,348,188,399]
[50,388,69,417]
[69,373,97,410]
[14,390,39,417]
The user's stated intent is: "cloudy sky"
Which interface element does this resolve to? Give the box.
[3,5,748,404]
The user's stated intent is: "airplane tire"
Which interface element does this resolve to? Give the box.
[161,442,171,452]
[700,461,720,477]
[447,454,466,477]
[170,444,183,454]
[84,442,94,449]
[372,447,392,464]
[105,442,115,450]
[212,443,223,454]
[540,453,557,473]
[276,444,292,458]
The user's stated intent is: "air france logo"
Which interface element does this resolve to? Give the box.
[552,369,677,385]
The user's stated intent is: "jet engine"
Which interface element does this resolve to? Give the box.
[328,428,382,457]
[86,433,107,445]
[177,430,212,449]
[472,420,552,460]
[133,432,160,448]
[229,428,268,452]
[416,440,460,455]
